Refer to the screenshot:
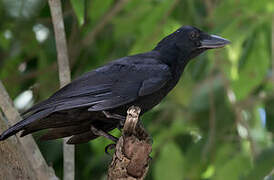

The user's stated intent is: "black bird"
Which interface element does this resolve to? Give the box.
[0,26,230,144]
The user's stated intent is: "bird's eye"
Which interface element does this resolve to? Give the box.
[189,31,199,40]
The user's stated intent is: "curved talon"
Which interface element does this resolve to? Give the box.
[105,143,116,155]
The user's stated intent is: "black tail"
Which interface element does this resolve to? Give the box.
[0,107,54,141]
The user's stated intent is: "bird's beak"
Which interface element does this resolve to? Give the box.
[199,34,230,49]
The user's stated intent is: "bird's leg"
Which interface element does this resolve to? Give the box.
[102,111,126,130]
[102,111,126,121]
[90,125,118,143]
[90,125,118,155]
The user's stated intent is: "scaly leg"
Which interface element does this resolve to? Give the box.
[90,125,118,143]
[102,111,126,130]
[102,111,126,121]
[90,125,118,155]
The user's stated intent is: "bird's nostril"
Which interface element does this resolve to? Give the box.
[195,41,201,47]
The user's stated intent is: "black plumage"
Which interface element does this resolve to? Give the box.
[0,26,230,144]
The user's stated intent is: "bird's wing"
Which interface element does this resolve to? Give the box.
[25,56,171,114]
[87,63,171,111]
[0,54,171,141]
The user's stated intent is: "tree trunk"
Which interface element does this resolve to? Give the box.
[0,82,58,180]
[0,113,57,180]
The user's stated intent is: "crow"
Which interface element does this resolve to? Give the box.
[0,26,230,144]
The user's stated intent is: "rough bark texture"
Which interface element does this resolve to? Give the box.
[0,113,35,180]
[0,81,58,180]
[48,0,74,179]
[108,106,152,180]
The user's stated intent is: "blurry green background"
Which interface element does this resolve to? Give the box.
[0,0,273,179]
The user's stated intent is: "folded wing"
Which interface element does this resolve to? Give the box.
[0,53,171,141]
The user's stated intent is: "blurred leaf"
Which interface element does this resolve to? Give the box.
[190,75,223,112]
[37,50,58,99]
[130,0,177,54]
[113,0,154,40]
[232,28,270,100]
[214,145,251,180]
[245,147,274,180]
[183,141,207,179]
[154,141,184,180]
[89,0,113,22]
[265,98,274,132]
[214,153,251,180]
[0,31,11,50]
[70,0,85,26]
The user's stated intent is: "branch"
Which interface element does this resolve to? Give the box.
[48,0,71,87]
[108,106,152,180]
[48,1,74,180]
[0,81,58,180]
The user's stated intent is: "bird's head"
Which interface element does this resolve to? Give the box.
[155,25,230,63]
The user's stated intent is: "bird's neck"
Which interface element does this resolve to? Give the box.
[154,46,190,76]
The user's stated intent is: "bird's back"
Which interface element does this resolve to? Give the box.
[0,51,178,144]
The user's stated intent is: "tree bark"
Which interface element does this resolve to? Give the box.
[0,81,58,180]
[108,106,152,180]
[0,112,36,180]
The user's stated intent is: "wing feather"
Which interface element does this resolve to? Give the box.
[0,51,172,142]
[24,58,171,114]
[39,65,169,113]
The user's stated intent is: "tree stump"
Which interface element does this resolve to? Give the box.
[108,106,152,180]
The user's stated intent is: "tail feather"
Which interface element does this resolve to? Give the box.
[66,122,117,144]
[0,107,54,141]
[21,98,55,116]
[39,123,91,141]
[20,119,82,137]
[20,112,89,137]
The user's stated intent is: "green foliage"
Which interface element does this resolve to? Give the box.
[70,0,85,26]
[245,147,274,180]
[89,0,113,22]
[214,149,251,180]
[0,0,273,179]
[154,141,185,180]
[232,26,270,100]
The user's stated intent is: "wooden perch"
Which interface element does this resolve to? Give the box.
[0,112,36,180]
[108,106,152,180]
[0,81,58,180]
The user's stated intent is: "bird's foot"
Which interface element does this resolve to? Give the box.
[90,125,118,143]
[105,143,116,155]
[102,111,126,130]
[90,126,118,155]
